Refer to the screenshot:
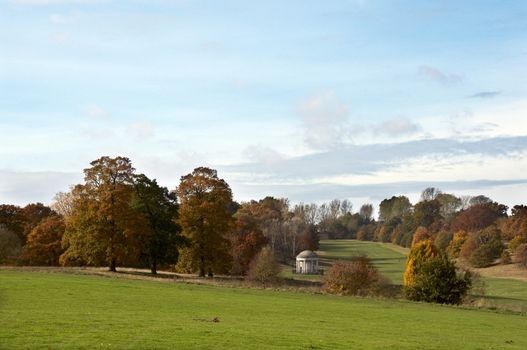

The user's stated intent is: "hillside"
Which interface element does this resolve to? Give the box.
[316,239,527,311]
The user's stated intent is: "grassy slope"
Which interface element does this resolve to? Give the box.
[317,240,527,311]
[1,270,527,350]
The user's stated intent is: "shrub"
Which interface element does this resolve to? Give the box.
[403,240,440,287]
[404,255,472,304]
[514,244,527,268]
[246,246,281,286]
[324,256,389,296]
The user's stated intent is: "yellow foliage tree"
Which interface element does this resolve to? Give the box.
[403,239,440,287]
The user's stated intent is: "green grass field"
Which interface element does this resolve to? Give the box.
[1,269,527,350]
[316,240,527,311]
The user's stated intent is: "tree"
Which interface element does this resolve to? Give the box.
[60,156,145,271]
[229,202,268,275]
[21,203,56,240]
[411,227,431,246]
[0,204,25,242]
[404,255,472,304]
[359,204,374,222]
[434,231,453,252]
[459,226,504,268]
[436,193,462,219]
[0,226,22,264]
[22,216,65,266]
[403,240,440,287]
[176,167,233,277]
[246,246,281,286]
[379,196,411,221]
[452,204,501,232]
[447,230,467,258]
[131,174,183,274]
[420,187,442,201]
[413,199,441,229]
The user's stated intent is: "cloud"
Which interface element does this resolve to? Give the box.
[297,90,350,150]
[223,136,527,179]
[418,65,463,85]
[84,104,109,119]
[128,121,155,140]
[242,145,285,165]
[470,91,501,99]
[374,118,422,137]
[0,170,81,206]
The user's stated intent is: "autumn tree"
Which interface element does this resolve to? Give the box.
[0,204,25,242]
[131,174,183,274]
[379,196,412,222]
[60,156,146,271]
[459,226,504,267]
[176,167,233,277]
[411,227,431,246]
[246,246,281,286]
[403,240,440,287]
[22,215,65,266]
[0,226,22,264]
[452,204,502,232]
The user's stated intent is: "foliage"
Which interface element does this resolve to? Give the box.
[60,156,147,271]
[500,250,512,265]
[403,240,440,287]
[324,256,388,296]
[460,226,504,268]
[509,235,527,251]
[515,244,527,268]
[0,204,25,242]
[379,196,411,221]
[21,216,65,266]
[0,226,22,264]
[176,167,233,277]
[434,231,453,252]
[246,246,281,285]
[404,255,472,304]
[413,199,441,229]
[452,204,503,232]
[411,226,431,246]
[447,230,467,258]
[131,174,183,274]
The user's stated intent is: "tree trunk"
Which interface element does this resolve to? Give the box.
[109,257,117,272]
[199,255,205,277]
[151,259,157,275]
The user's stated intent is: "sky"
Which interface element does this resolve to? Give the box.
[1,0,527,213]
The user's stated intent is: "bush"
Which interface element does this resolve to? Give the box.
[435,231,453,252]
[460,227,504,267]
[246,246,281,286]
[447,230,467,258]
[324,256,390,296]
[514,244,527,268]
[404,255,472,304]
[403,240,440,287]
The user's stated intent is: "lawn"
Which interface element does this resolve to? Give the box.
[1,270,527,350]
[316,240,527,311]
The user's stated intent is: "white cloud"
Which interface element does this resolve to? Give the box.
[83,104,109,119]
[374,118,422,137]
[297,90,350,150]
[128,121,155,140]
[418,65,463,85]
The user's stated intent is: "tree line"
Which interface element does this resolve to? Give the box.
[1,156,526,277]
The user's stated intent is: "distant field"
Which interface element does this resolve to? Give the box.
[316,240,527,311]
[2,270,527,350]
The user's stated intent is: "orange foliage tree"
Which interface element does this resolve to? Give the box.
[22,215,65,266]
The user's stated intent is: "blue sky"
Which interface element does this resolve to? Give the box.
[1,0,526,211]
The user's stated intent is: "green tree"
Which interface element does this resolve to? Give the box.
[176,167,233,277]
[131,174,183,274]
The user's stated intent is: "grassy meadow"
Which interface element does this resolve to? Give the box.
[1,269,527,350]
[316,239,527,311]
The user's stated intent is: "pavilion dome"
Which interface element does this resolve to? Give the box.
[296,250,318,259]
